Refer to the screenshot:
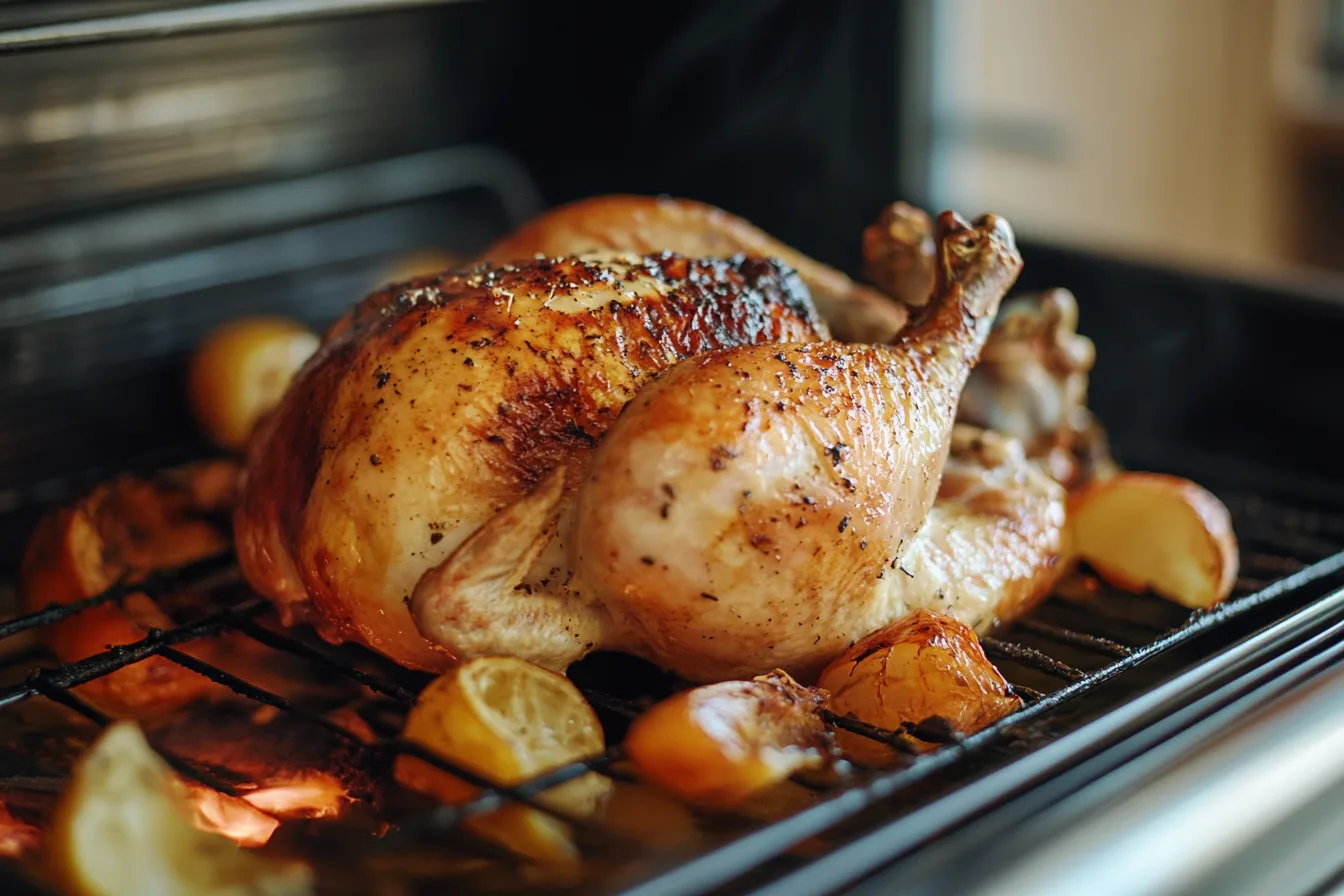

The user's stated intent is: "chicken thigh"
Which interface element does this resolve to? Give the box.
[414,212,1066,680]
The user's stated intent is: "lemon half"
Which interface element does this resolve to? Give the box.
[395,657,610,866]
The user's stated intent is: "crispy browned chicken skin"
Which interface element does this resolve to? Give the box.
[546,213,1057,679]
[482,195,909,343]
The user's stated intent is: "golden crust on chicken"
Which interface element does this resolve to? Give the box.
[482,194,908,344]
[406,213,1062,680]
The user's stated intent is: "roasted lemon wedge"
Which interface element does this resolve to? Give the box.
[394,657,610,867]
[47,721,311,896]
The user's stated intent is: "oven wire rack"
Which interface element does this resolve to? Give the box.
[1,485,1342,894]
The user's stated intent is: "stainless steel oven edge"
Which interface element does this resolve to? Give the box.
[834,588,1344,896]
[969,652,1344,896]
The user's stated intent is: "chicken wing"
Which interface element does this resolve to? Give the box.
[481,195,908,344]
[235,254,825,670]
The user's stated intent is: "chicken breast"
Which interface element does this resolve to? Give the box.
[235,254,825,670]
[482,195,908,344]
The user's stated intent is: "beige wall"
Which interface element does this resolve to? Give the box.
[928,0,1288,272]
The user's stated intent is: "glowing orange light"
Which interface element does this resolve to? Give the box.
[242,771,348,820]
[0,802,40,858]
[180,771,347,847]
[181,783,280,848]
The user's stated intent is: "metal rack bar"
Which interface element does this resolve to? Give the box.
[745,592,1344,896]
[33,680,244,797]
[0,577,622,838]
[1010,619,1133,659]
[980,639,1087,681]
[208,613,419,705]
[617,568,1344,896]
[0,553,235,642]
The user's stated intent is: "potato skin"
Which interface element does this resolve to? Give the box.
[18,462,238,717]
[818,610,1021,765]
[624,670,829,809]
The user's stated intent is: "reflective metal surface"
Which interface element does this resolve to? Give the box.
[0,1,470,52]
[968,645,1344,896]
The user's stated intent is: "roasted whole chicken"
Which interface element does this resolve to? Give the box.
[236,208,1068,680]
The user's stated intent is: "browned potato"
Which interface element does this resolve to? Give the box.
[47,722,311,896]
[188,317,319,452]
[624,671,829,809]
[18,462,239,717]
[818,611,1021,765]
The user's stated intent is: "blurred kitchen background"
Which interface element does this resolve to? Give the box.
[2,0,1343,278]
[924,0,1338,275]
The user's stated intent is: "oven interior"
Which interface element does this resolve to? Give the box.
[4,3,1344,895]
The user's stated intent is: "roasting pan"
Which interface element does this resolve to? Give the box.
[5,4,1344,895]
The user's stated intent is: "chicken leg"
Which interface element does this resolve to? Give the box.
[568,211,1027,679]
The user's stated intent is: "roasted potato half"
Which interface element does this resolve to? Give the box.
[1069,472,1239,609]
[819,611,1021,765]
[394,656,610,868]
[47,722,311,896]
[18,462,239,717]
[624,671,829,809]
[189,317,320,452]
